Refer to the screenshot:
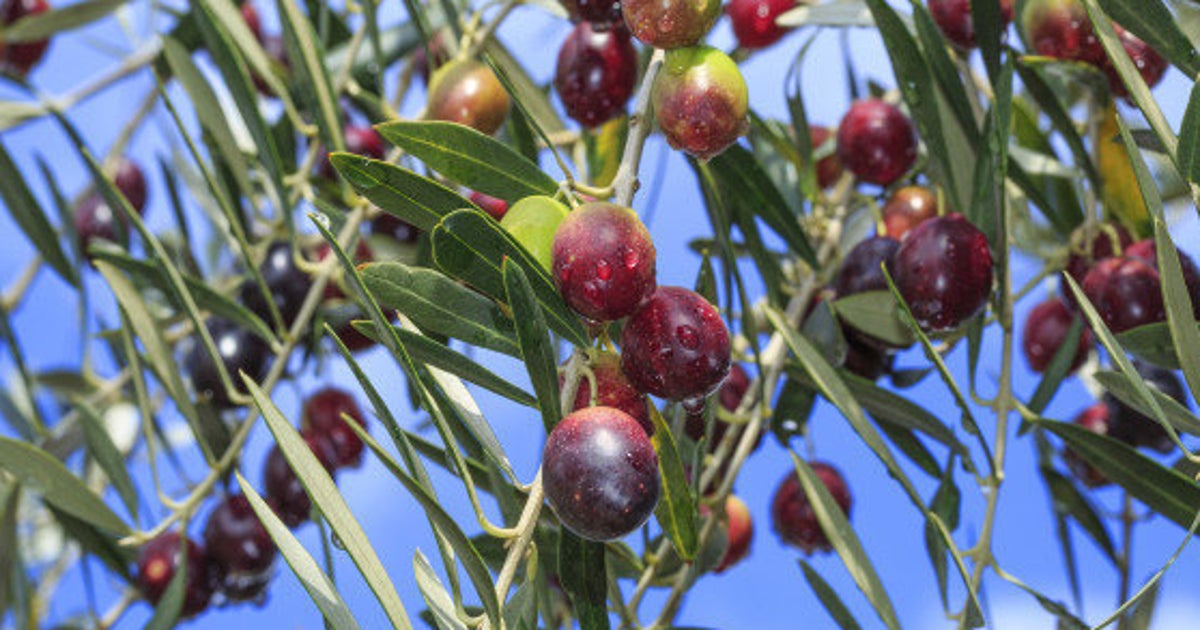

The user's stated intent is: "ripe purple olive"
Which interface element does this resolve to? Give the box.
[543,406,661,541]
[552,202,657,322]
[893,213,994,332]
[0,0,51,76]
[727,0,794,50]
[1080,256,1164,333]
[928,0,1014,51]
[652,45,749,161]
[427,59,511,136]
[1063,403,1113,488]
[836,99,918,187]
[302,387,369,469]
[555,22,638,129]
[184,318,271,410]
[622,0,721,48]
[263,429,339,528]
[771,462,851,555]
[1103,361,1187,454]
[203,494,276,602]
[136,532,214,618]
[1021,297,1093,373]
[563,350,653,435]
[1124,239,1200,321]
[620,286,731,402]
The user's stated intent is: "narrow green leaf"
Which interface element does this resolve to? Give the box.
[1094,370,1200,435]
[483,39,566,134]
[997,570,1088,630]
[94,261,204,455]
[558,531,610,630]
[193,0,288,214]
[75,404,138,521]
[704,145,817,267]
[1128,579,1161,630]
[90,248,276,346]
[1040,466,1117,562]
[910,2,979,145]
[502,260,561,434]
[1178,80,1200,189]
[275,0,344,153]
[236,475,362,629]
[832,291,916,349]
[798,560,863,630]
[413,550,468,630]
[0,0,125,41]
[1041,419,1200,531]
[790,454,900,630]
[361,261,520,356]
[349,422,503,628]
[431,209,588,347]
[350,322,535,408]
[1116,322,1200,370]
[245,378,414,630]
[162,36,254,200]
[1013,62,1102,192]
[1079,0,1179,170]
[0,483,20,619]
[649,404,698,561]
[1151,219,1200,403]
[863,0,964,209]
[1064,274,1183,451]
[331,155,482,232]
[47,505,134,581]
[0,140,77,287]
[970,0,1003,81]
[1097,0,1200,77]
[0,437,128,534]
[375,121,559,201]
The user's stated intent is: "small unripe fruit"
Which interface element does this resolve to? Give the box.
[771,462,851,555]
[427,59,511,136]
[727,0,794,50]
[893,213,994,332]
[620,286,731,402]
[500,196,569,272]
[543,407,660,541]
[563,351,652,435]
[1063,403,1112,488]
[204,494,276,602]
[302,387,369,469]
[715,495,753,572]
[1080,257,1164,333]
[136,532,214,618]
[928,0,1014,51]
[0,0,51,76]
[836,99,918,187]
[881,186,939,240]
[652,46,749,161]
[1022,297,1092,373]
[622,0,721,48]
[552,202,657,321]
[555,22,638,129]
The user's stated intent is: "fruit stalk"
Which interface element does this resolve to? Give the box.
[612,48,665,207]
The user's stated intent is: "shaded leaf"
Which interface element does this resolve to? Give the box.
[649,404,698,561]
[798,560,862,630]
[502,260,561,434]
[0,140,77,287]
[0,437,128,534]
[558,530,610,630]
[332,155,481,233]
